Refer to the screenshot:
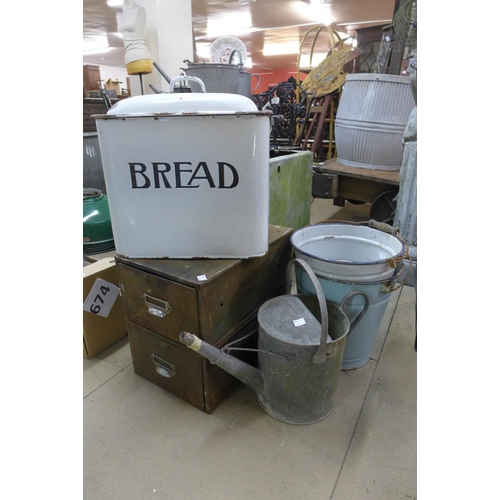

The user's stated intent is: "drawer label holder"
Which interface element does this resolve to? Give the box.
[152,355,177,378]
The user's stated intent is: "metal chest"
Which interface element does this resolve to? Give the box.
[115,225,293,413]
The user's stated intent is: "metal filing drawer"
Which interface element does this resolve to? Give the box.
[118,264,200,341]
[116,225,293,347]
[127,316,259,414]
[116,225,293,413]
[128,321,205,410]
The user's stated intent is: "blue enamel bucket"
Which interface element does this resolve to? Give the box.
[291,221,408,370]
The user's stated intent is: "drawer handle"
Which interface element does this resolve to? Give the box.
[143,293,172,318]
[152,355,177,378]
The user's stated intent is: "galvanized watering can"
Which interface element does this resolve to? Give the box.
[179,258,369,425]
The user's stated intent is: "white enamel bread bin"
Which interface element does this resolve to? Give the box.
[94,79,271,259]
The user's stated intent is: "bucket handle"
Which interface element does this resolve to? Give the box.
[229,50,243,65]
[314,218,399,235]
[230,49,260,94]
[386,250,413,292]
[169,75,206,93]
[366,219,412,273]
[367,219,398,236]
[251,73,261,94]
[339,291,370,337]
[286,258,329,364]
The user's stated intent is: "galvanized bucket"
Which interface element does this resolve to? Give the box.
[182,54,260,97]
[291,221,409,370]
[254,258,369,424]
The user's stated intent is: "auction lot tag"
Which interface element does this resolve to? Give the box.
[83,279,120,318]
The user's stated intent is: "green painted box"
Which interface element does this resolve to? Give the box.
[269,150,313,230]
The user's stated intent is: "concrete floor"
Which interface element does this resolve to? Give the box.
[83,198,417,500]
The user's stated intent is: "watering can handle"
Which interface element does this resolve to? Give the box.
[169,75,206,93]
[339,291,370,336]
[286,258,329,364]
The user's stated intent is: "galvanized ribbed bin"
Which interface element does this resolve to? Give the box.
[334,74,415,170]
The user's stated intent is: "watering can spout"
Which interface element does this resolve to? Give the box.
[179,332,264,393]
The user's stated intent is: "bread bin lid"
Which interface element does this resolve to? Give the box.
[94,75,268,119]
[96,91,262,119]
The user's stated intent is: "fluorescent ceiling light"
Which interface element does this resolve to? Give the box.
[83,47,113,56]
[338,32,352,40]
[300,0,334,26]
[83,35,110,52]
[299,52,329,68]
[263,42,299,56]
[310,52,328,66]
[107,0,123,7]
[338,20,392,26]
[196,43,212,60]
[196,23,321,42]
[207,12,252,37]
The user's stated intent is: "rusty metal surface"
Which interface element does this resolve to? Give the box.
[312,158,400,203]
[117,263,200,342]
[337,176,398,204]
[116,225,292,346]
[92,110,271,120]
[128,316,258,414]
[315,158,400,185]
[311,170,338,198]
[128,320,206,411]
[117,226,290,285]
[118,225,293,413]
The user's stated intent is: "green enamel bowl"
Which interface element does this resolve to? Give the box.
[83,188,115,255]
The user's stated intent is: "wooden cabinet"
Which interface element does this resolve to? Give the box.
[115,225,293,413]
[83,64,101,92]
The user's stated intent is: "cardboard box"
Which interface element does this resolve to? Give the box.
[83,257,127,358]
[104,78,122,94]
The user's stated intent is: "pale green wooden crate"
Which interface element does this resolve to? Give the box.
[269,150,313,230]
